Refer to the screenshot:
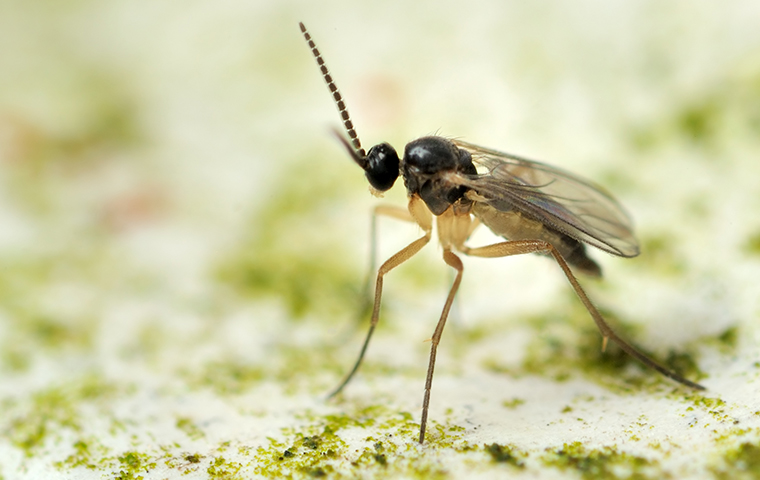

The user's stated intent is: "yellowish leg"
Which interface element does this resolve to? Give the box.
[359,205,417,318]
[418,248,464,443]
[329,197,433,399]
[462,239,705,391]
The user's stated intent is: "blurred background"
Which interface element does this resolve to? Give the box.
[2,0,760,478]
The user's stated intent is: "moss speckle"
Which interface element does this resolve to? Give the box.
[207,456,243,479]
[213,155,363,319]
[542,441,658,480]
[54,438,107,470]
[253,404,471,478]
[176,417,206,441]
[4,375,118,457]
[518,313,668,391]
[254,424,348,478]
[662,350,704,385]
[484,294,709,394]
[183,338,352,395]
[702,327,739,355]
[674,96,723,144]
[637,235,687,276]
[502,398,525,409]
[712,441,760,479]
[682,394,728,423]
[0,252,108,372]
[485,443,526,468]
[743,231,760,256]
[627,66,760,152]
[113,451,157,480]
[187,360,266,395]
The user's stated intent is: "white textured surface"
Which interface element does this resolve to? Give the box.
[1,1,760,478]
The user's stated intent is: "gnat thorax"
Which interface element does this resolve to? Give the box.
[402,136,477,215]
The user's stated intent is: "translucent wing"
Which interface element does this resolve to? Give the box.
[452,139,639,257]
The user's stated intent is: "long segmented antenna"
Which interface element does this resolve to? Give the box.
[300,22,366,159]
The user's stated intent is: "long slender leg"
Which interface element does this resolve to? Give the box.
[330,196,432,399]
[418,249,464,443]
[328,231,431,399]
[358,206,416,319]
[462,239,705,391]
[444,215,480,328]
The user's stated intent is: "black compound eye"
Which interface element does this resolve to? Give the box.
[365,143,400,191]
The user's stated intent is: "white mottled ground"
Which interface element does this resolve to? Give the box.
[1,1,760,479]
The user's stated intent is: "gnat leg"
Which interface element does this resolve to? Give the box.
[328,198,433,398]
[462,239,705,391]
[358,206,417,320]
[418,249,464,443]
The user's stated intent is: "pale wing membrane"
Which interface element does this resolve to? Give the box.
[452,140,639,257]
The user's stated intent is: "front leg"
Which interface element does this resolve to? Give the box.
[358,205,418,318]
[328,196,433,399]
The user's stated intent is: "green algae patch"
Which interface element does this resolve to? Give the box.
[184,338,350,396]
[187,360,267,396]
[701,326,739,355]
[681,393,730,424]
[255,426,347,478]
[214,154,364,320]
[81,445,244,479]
[484,443,526,469]
[0,305,96,368]
[207,455,244,479]
[711,441,760,480]
[743,230,760,257]
[483,292,707,394]
[500,308,667,392]
[183,323,432,398]
[213,150,446,323]
[542,441,660,480]
[502,398,525,410]
[254,405,472,479]
[627,65,760,152]
[54,437,109,471]
[4,374,119,458]
[673,96,724,146]
[636,234,688,276]
[55,442,252,479]
[177,416,206,441]
[112,451,158,480]
[660,350,704,385]
[0,252,107,371]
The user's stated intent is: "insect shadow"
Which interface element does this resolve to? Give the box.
[299,22,705,444]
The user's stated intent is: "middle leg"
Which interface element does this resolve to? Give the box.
[418,248,464,443]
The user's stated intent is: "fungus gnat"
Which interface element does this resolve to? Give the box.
[299,22,704,444]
